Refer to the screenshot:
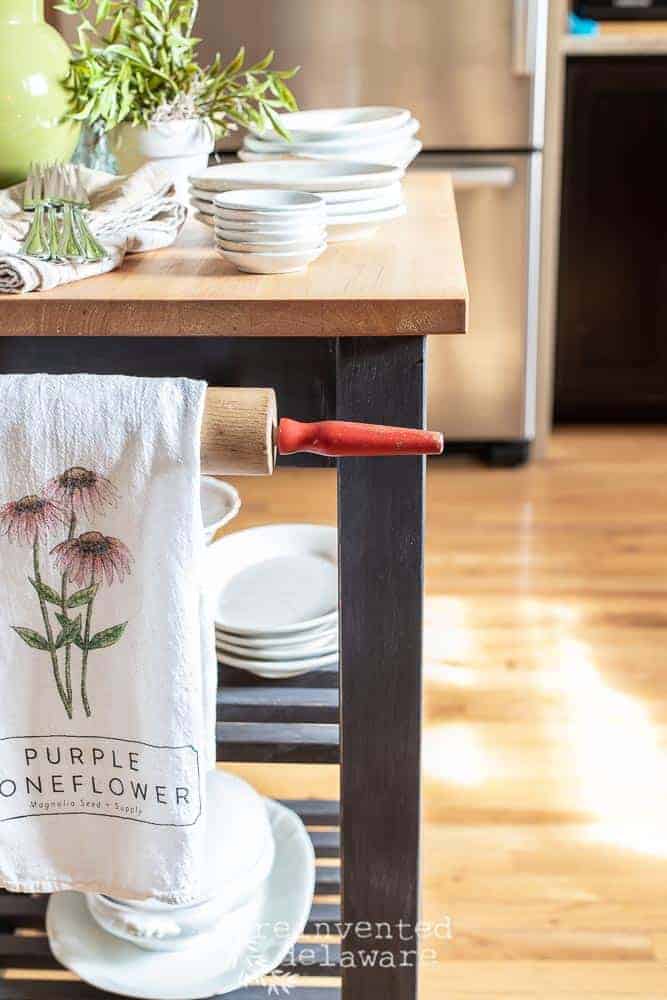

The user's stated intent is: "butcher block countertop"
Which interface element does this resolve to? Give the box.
[0,170,467,338]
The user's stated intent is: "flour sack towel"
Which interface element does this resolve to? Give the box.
[0,374,215,902]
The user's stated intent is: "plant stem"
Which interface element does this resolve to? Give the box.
[60,511,77,712]
[33,538,71,719]
[80,568,96,719]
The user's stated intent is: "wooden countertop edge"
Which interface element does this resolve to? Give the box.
[0,296,467,337]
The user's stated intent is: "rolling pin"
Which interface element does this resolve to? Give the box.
[201,388,443,475]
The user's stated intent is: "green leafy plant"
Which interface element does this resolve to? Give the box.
[56,0,298,138]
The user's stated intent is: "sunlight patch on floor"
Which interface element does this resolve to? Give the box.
[547,637,667,856]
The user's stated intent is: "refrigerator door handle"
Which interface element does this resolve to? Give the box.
[448,166,517,191]
[512,0,536,78]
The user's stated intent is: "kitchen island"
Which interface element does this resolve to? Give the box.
[0,170,467,1000]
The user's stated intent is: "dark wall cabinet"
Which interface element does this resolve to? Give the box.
[555,57,667,422]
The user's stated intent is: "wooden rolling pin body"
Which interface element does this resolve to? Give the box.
[201,388,276,476]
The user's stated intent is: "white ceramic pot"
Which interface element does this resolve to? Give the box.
[110,118,215,204]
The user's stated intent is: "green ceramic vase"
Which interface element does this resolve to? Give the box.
[0,0,79,188]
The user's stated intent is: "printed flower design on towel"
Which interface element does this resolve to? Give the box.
[46,466,117,518]
[52,531,132,587]
[0,495,65,545]
[1,467,131,719]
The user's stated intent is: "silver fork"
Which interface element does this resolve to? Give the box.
[20,164,50,260]
[66,164,108,263]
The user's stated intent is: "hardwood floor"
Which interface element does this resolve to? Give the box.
[224,427,667,999]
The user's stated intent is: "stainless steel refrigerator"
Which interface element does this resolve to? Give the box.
[201,0,548,464]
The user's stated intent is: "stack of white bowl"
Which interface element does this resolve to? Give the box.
[238,106,421,169]
[210,189,327,274]
[212,524,338,680]
[190,159,406,242]
[86,770,275,953]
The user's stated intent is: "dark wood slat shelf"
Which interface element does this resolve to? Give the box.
[216,659,340,763]
[280,800,340,825]
[0,802,342,997]
[219,662,338,689]
[216,723,339,764]
[218,687,339,724]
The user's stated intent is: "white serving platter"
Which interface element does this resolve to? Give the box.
[250,105,411,141]
[238,139,422,170]
[244,117,420,155]
[189,159,404,193]
[47,799,315,1000]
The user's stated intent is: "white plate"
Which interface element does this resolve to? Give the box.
[188,159,403,193]
[239,139,422,170]
[201,477,241,543]
[46,799,315,1000]
[217,646,338,671]
[216,551,336,631]
[216,619,337,647]
[250,105,411,141]
[215,235,324,254]
[192,181,402,207]
[327,203,407,242]
[211,524,337,634]
[213,189,325,213]
[328,191,404,216]
[245,117,420,155]
[216,631,337,661]
[217,243,326,274]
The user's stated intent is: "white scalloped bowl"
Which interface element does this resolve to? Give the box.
[86,771,275,952]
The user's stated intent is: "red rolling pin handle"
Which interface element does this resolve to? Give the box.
[277,418,444,458]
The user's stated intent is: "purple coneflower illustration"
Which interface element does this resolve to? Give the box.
[52,531,133,587]
[46,466,117,519]
[1,468,131,720]
[0,495,64,545]
[51,529,132,717]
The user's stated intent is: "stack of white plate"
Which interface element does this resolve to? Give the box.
[212,524,337,679]
[207,189,327,274]
[190,159,406,242]
[238,106,421,169]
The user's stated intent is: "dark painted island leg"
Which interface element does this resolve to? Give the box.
[336,337,425,1000]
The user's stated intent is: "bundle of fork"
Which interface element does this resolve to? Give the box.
[21,163,108,264]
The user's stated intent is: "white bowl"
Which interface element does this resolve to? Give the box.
[189,159,404,193]
[217,243,326,275]
[213,189,325,213]
[214,205,325,225]
[245,117,420,155]
[250,106,411,141]
[214,218,326,237]
[201,477,241,543]
[215,235,325,254]
[86,770,275,952]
